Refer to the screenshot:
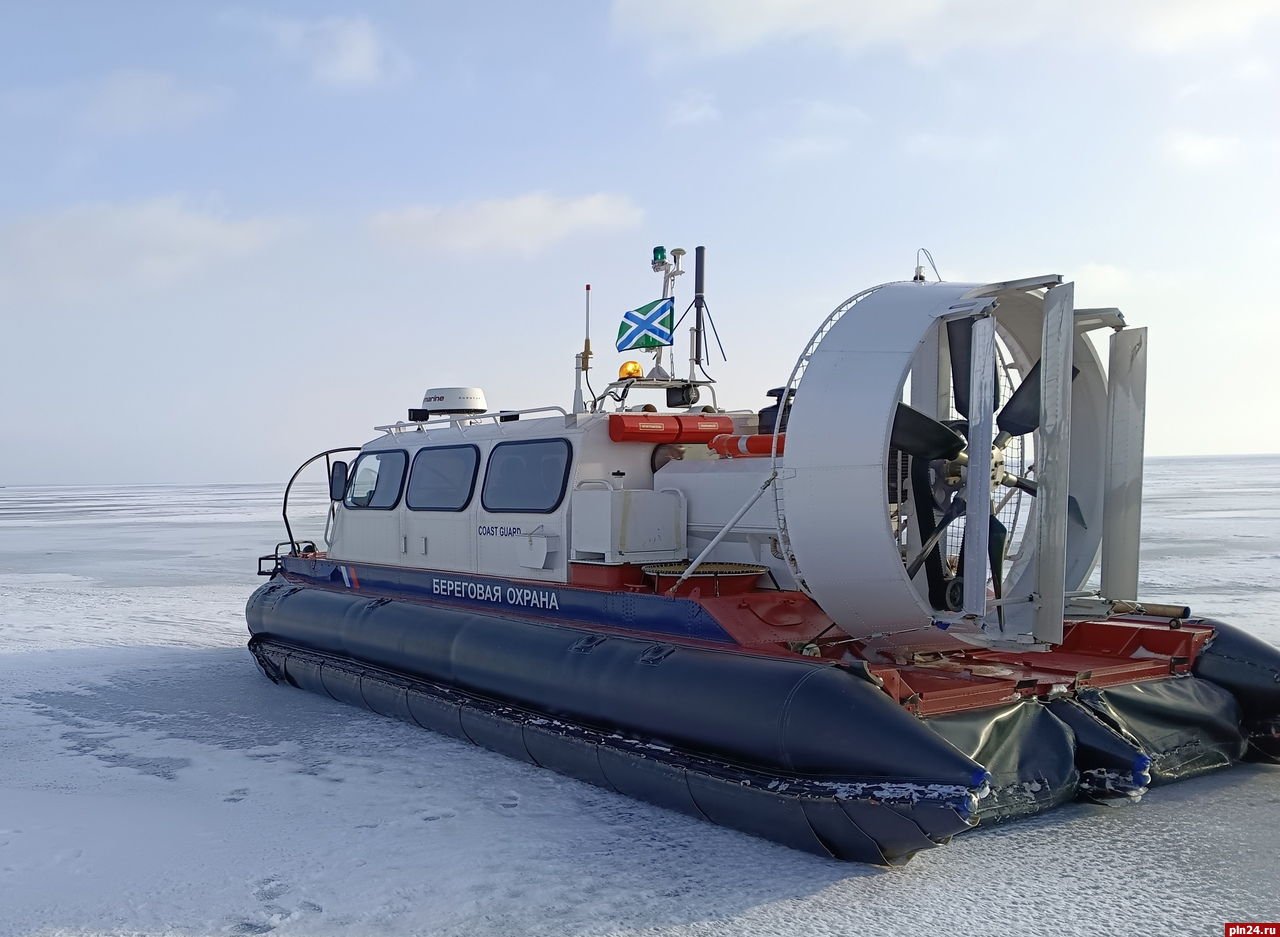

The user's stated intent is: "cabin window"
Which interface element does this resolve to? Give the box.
[481,438,573,514]
[406,445,480,512]
[343,450,408,509]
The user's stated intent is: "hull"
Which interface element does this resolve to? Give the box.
[246,572,1277,863]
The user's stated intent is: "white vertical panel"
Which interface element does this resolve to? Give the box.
[963,314,996,616]
[906,325,942,570]
[1034,283,1075,644]
[1101,326,1147,600]
[934,321,951,421]
[910,325,941,416]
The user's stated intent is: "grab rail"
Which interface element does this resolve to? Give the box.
[281,446,362,557]
[373,406,570,434]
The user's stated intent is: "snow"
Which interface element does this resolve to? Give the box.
[2,459,1279,935]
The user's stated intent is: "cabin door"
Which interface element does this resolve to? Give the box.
[400,444,483,575]
[473,438,571,583]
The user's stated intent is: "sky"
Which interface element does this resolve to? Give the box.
[1,0,1278,485]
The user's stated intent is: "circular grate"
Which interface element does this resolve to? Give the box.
[642,562,769,577]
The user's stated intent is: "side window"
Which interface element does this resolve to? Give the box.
[481,439,572,514]
[344,450,408,509]
[406,445,480,511]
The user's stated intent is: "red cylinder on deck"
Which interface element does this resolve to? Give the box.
[674,415,735,442]
[609,414,681,442]
[708,433,786,457]
[609,413,735,443]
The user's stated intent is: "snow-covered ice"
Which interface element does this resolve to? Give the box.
[2,460,1279,936]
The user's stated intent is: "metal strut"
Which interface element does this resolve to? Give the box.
[667,471,778,594]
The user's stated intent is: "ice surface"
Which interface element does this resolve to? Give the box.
[1,460,1278,936]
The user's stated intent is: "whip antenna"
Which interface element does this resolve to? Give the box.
[573,284,593,413]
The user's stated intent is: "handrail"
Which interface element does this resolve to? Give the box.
[282,446,362,556]
[592,378,720,412]
[373,406,570,434]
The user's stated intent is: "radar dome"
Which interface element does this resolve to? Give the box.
[419,387,488,415]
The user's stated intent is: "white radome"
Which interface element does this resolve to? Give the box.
[420,387,489,415]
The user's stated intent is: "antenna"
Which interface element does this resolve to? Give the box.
[690,246,706,381]
[572,284,592,414]
[649,246,683,380]
[914,248,941,282]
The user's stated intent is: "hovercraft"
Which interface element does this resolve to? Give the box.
[248,246,1280,865]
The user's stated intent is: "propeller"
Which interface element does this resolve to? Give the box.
[890,312,1083,617]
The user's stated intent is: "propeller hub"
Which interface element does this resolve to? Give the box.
[989,446,1006,498]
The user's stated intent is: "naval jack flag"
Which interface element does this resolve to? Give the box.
[616,297,675,351]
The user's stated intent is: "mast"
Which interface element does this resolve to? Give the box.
[689,245,706,382]
[572,284,592,414]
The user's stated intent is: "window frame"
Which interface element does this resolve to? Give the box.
[405,444,481,513]
[342,449,409,511]
[480,438,574,515]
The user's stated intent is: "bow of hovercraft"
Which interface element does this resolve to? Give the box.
[247,248,1280,864]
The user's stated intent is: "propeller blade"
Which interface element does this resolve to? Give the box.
[996,360,1042,437]
[999,475,1088,529]
[1009,474,1037,496]
[905,495,966,580]
[891,403,966,461]
[996,361,1081,439]
[1067,495,1088,530]
[909,454,949,609]
[989,514,1008,631]
[946,318,973,418]
[950,531,968,612]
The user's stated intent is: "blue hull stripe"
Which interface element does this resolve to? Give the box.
[281,557,736,645]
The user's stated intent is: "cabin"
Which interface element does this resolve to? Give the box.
[325,384,798,591]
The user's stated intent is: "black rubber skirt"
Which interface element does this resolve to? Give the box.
[246,580,1257,861]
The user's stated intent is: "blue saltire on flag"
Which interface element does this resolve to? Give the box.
[616,297,675,351]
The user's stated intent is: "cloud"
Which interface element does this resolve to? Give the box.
[2,71,225,135]
[1164,130,1246,167]
[769,100,870,162]
[0,198,284,300]
[83,70,227,134]
[612,0,1280,59]
[903,131,1000,160]
[264,15,408,87]
[370,192,644,253]
[669,90,721,126]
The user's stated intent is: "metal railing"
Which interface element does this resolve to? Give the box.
[373,406,570,435]
[280,446,362,557]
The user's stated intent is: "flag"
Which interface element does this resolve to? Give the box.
[616,298,675,351]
